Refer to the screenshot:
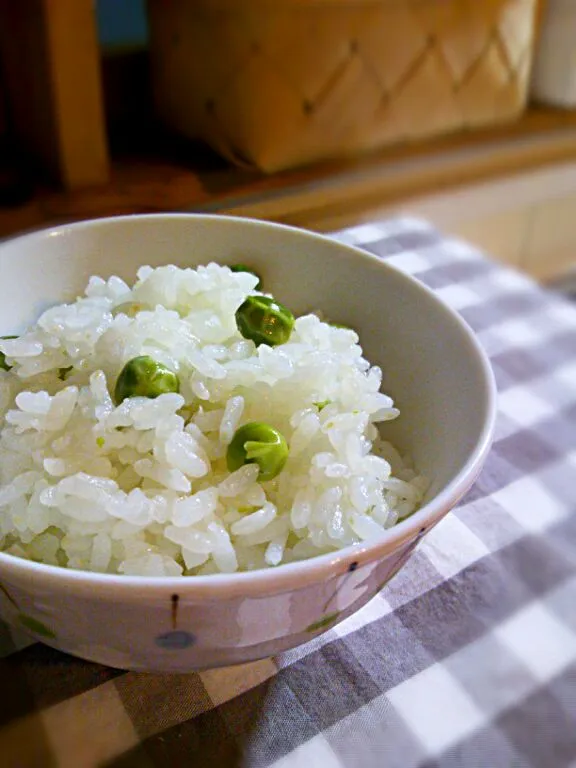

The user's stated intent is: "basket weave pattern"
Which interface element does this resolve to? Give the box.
[149,0,537,171]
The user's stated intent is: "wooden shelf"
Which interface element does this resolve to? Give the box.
[2,105,576,239]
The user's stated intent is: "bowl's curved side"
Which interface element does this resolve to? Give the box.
[0,531,426,671]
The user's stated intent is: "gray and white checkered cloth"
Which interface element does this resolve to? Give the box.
[0,217,575,768]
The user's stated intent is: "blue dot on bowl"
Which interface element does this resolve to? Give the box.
[155,630,196,650]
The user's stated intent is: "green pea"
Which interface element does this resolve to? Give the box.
[0,335,18,371]
[235,295,294,347]
[227,422,288,481]
[114,355,180,405]
[230,264,262,290]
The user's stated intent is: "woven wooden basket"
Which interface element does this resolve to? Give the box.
[148,0,538,172]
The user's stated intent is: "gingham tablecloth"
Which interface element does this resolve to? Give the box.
[1,217,575,768]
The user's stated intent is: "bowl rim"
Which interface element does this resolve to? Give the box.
[0,213,497,597]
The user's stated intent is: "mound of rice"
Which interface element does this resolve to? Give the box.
[0,264,427,576]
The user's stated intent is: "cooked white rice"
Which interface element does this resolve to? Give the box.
[0,264,427,576]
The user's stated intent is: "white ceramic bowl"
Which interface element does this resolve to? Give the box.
[0,215,496,671]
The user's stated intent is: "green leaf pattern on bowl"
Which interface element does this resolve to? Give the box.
[305,611,340,633]
[18,613,56,639]
[0,580,57,639]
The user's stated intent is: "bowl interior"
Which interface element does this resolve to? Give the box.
[0,215,492,504]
